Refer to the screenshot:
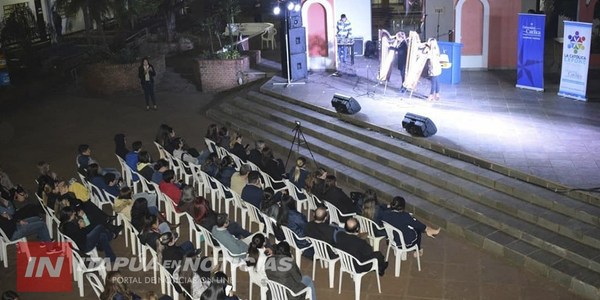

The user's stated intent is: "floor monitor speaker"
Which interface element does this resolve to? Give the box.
[332,93,361,114]
[402,113,437,137]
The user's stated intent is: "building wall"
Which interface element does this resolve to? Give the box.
[461,0,483,55]
[488,0,520,68]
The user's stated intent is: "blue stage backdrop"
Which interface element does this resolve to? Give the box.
[516,13,545,91]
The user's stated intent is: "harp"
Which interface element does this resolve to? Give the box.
[402,31,430,92]
[377,29,406,82]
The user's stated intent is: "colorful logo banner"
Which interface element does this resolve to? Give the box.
[558,21,592,101]
[516,13,545,91]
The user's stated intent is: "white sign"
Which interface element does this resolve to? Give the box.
[558,21,592,101]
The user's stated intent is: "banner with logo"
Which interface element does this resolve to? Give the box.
[516,13,545,91]
[558,21,592,101]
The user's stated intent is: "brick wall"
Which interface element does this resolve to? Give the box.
[81,55,165,96]
[193,56,250,93]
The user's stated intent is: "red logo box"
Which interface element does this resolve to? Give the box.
[16,241,73,293]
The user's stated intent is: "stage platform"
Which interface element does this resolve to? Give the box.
[261,56,600,190]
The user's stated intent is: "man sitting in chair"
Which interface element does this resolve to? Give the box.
[335,217,388,276]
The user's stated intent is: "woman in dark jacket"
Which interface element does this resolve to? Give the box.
[217,156,237,187]
[114,134,129,160]
[59,206,116,262]
[138,57,157,110]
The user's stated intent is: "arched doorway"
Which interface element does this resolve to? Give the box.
[302,0,335,70]
[455,0,490,68]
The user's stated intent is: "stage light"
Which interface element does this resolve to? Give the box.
[287,2,295,11]
[273,6,281,15]
[294,4,301,12]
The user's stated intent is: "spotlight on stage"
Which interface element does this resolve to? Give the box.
[273,6,281,15]
[294,4,301,12]
[331,93,361,115]
[287,2,295,11]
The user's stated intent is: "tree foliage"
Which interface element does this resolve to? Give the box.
[0,5,37,48]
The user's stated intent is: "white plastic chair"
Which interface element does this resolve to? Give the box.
[85,272,105,298]
[184,213,202,247]
[285,180,310,215]
[198,171,222,211]
[35,193,56,239]
[382,221,421,277]
[171,155,194,185]
[265,278,312,300]
[229,192,249,227]
[0,227,29,268]
[116,155,136,192]
[246,204,265,233]
[248,264,268,300]
[119,213,141,256]
[215,180,236,217]
[221,244,248,292]
[355,215,385,252]
[261,27,277,49]
[140,243,159,283]
[88,182,116,212]
[204,137,219,154]
[323,201,356,227]
[196,225,222,265]
[154,141,168,160]
[306,237,339,288]
[160,193,186,235]
[72,246,107,297]
[281,225,313,268]
[336,248,382,300]
[158,263,180,300]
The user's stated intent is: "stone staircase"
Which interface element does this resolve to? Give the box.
[206,87,600,300]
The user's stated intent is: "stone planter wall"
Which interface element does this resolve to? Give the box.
[81,55,165,96]
[193,56,250,93]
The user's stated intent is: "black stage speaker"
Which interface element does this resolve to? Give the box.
[288,10,303,29]
[353,37,364,56]
[332,93,361,114]
[288,27,307,54]
[282,52,308,81]
[402,113,437,137]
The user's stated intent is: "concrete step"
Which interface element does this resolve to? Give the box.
[258,87,600,210]
[206,106,600,300]
[220,98,600,269]
[239,93,600,233]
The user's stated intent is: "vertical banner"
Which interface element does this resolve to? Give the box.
[516,13,545,91]
[558,21,592,101]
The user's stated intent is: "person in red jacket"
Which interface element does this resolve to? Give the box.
[159,170,182,205]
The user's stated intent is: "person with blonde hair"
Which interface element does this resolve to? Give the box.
[100,271,140,300]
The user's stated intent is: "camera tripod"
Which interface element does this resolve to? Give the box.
[285,121,318,170]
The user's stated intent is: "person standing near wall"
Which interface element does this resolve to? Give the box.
[336,14,352,64]
[426,38,442,101]
[138,57,157,111]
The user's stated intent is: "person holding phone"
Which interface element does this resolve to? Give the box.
[138,57,157,111]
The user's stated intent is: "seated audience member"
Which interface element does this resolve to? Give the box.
[100,271,142,300]
[152,159,169,185]
[265,242,316,300]
[217,156,236,187]
[230,164,250,196]
[201,152,220,178]
[1,291,19,300]
[125,141,143,175]
[202,271,240,300]
[205,123,220,146]
[36,161,57,196]
[380,196,440,257]
[305,207,339,258]
[247,140,265,168]
[211,213,255,258]
[189,256,214,299]
[241,171,263,208]
[172,137,199,165]
[155,124,176,152]
[38,177,60,210]
[114,187,134,220]
[287,157,309,189]
[139,215,173,250]
[276,196,313,258]
[59,206,116,262]
[1,185,44,221]
[246,233,272,283]
[101,173,120,197]
[217,126,231,150]
[260,147,285,180]
[159,170,182,205]
[229,133,248,162]
[260,187,279,220]
[76,144,120,178]
[137,151,155,181]
[130,197,161,232]
[114,133,129,160]
[335,217,388,276]
[305,168,328,202]
[0,198,59,254]
[57,178,90,203]
[359,190,386,237]
[87,163,105,188]
[323,175,356,218]
[0,165,14,195]
[179,186,249,238]
[87,163,119,197]
[158,231,199,274]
